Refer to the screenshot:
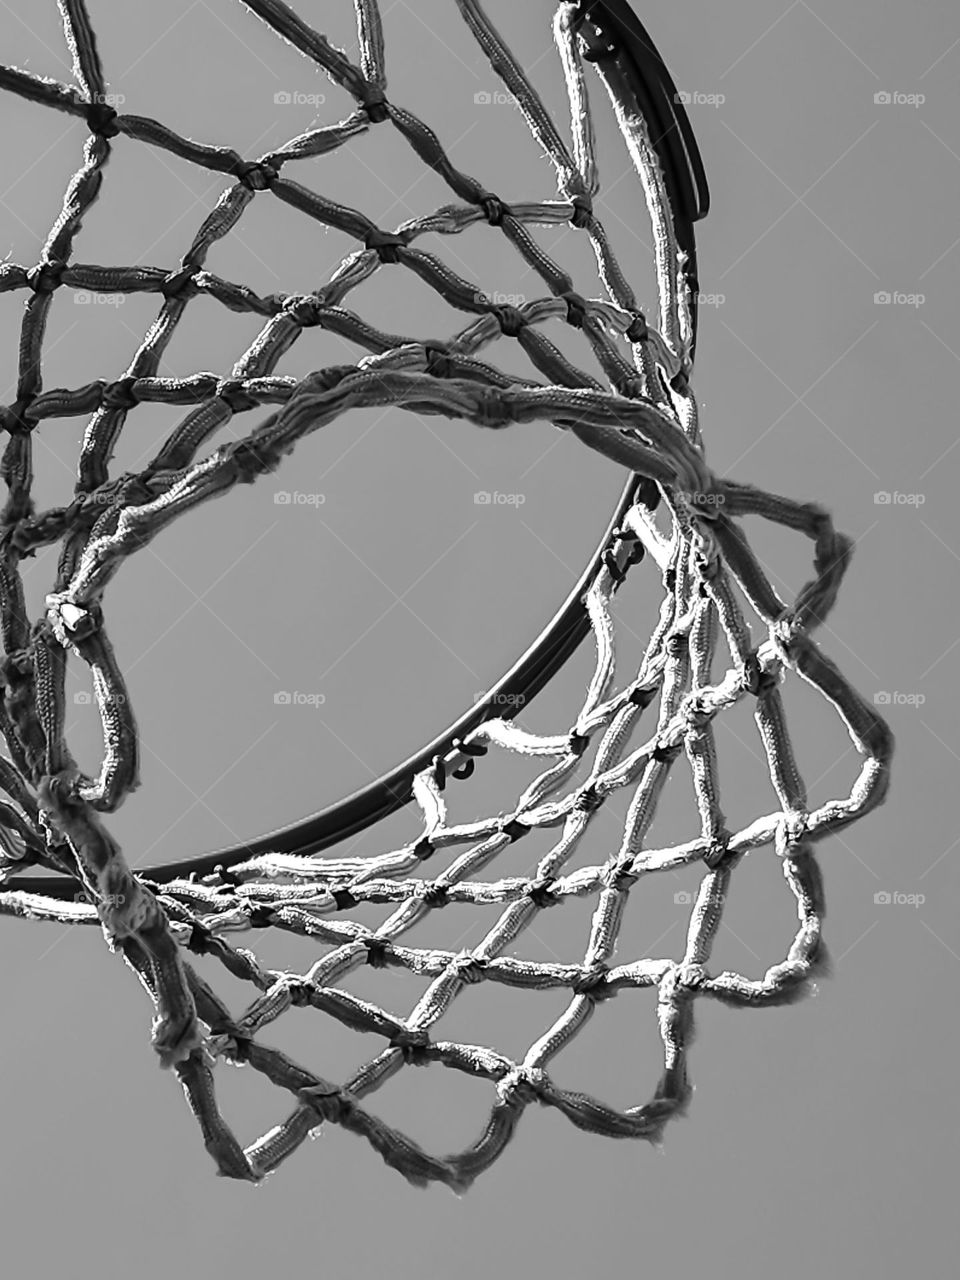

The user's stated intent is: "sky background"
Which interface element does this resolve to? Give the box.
[0,1,956,1276]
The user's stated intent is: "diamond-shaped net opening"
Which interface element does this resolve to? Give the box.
[0,0,891,1186]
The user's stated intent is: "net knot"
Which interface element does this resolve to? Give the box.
[365,228,405,263]
[0,397,36,435]
[282,295,323,327]
[214,862,243,889]
[246,903,274,929]
[703,832,733,869]
[300,1085,355,1125]
[361,89,390,123]
[390,1027,430,1062]
[652,739,682,764]
[527,877,557,908]
[563,290,588,329]
[161,267,199,300]
[569,194,593,228]
[101,377,139,411]
[493,304,526,338]
[568,730,589,757]
[85,100,119,138]
[776,812,808,857]
[682,693,712,732]
[309,366,353,394]
[214,1024,253,1064]
[625,312,649,343]
[611,863,639,891]
[187,921,212,954]
[497,1066,544,1108]
[424,342,455,379]
[574,783,604,813]
[365,936,389,968]
[45,594,101,644]
[502,817,529,843]
[413,836,434,862]
[285,979,315,1008]
[232,439,280,485]
[218,379,258,413]
[616,376,646,400]
[675,962,707,992]
[742,651,780,698]
[573,965,610,998]
[478,192,510,226]
[422,883,449,908]
[27,261,66,294]
[233,160,278,191]
[471,386,513,429]
[452,952,487,984]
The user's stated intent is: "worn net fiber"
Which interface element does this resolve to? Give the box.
[0,0,891,1186]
